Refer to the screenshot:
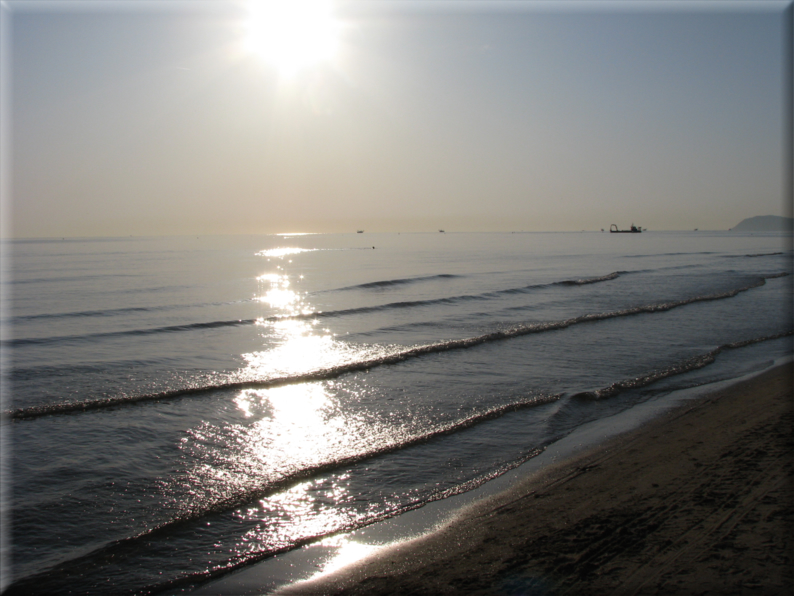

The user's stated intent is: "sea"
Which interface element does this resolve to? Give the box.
[1,230,792,595]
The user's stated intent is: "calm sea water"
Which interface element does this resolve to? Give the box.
[2,231,792,595]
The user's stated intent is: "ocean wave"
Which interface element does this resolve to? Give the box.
[570,330,792,401]
[322,271,618,295]
[733,252,786,258]
[325,273,462,292]
[2,319,257,347]
[8,305,164,321]
[1,271,623,343]
[555,271,620,285]
[623,251,718,258]
[281,271,624,320]
[6,273,139,285]
[5,272,788,421]
[6,327,793,595]
[4,299,250,323]
[277,271,783,323]
[1,396,557,596]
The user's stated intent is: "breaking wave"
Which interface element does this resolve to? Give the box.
[5,272,788,421]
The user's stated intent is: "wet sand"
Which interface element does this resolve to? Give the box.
[281,362,793,595]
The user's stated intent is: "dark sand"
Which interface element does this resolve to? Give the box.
[281,362,793,595]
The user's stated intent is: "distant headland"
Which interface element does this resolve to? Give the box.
[731,215,793,232]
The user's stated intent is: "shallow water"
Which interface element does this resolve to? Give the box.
[2,231,792,594]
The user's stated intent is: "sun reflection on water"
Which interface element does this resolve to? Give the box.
[313,534,383,576]
[248,268,394,379]
[256,247,318,258]
[256,271,311,314]
[166,248,414,566]
[242,321,375,379]
[235,476,369,552]
[172,379,395,559]
[176,381,386,512]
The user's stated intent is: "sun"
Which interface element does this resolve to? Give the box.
[245,0,340,77]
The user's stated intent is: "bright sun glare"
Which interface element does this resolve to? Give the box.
[246,0,340,76]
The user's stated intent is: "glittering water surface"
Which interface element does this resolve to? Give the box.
[2,232,792,595]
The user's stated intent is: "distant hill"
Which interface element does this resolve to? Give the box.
[732,215,793,232]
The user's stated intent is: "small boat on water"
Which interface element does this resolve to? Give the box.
[357,230,364,234]
[610,223,642,233]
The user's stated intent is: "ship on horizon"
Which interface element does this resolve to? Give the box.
[610,223,642,233]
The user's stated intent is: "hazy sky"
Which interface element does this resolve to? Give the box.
[5,0,790,237]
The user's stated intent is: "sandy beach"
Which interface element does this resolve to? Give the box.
[279,362,793,595]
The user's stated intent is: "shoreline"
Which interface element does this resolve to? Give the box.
[188,359,793,596]
[274,360,793,595]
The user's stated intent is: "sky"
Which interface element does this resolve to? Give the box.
[3,0,791,237]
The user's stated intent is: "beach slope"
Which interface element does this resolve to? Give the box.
[282,362,793,595]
